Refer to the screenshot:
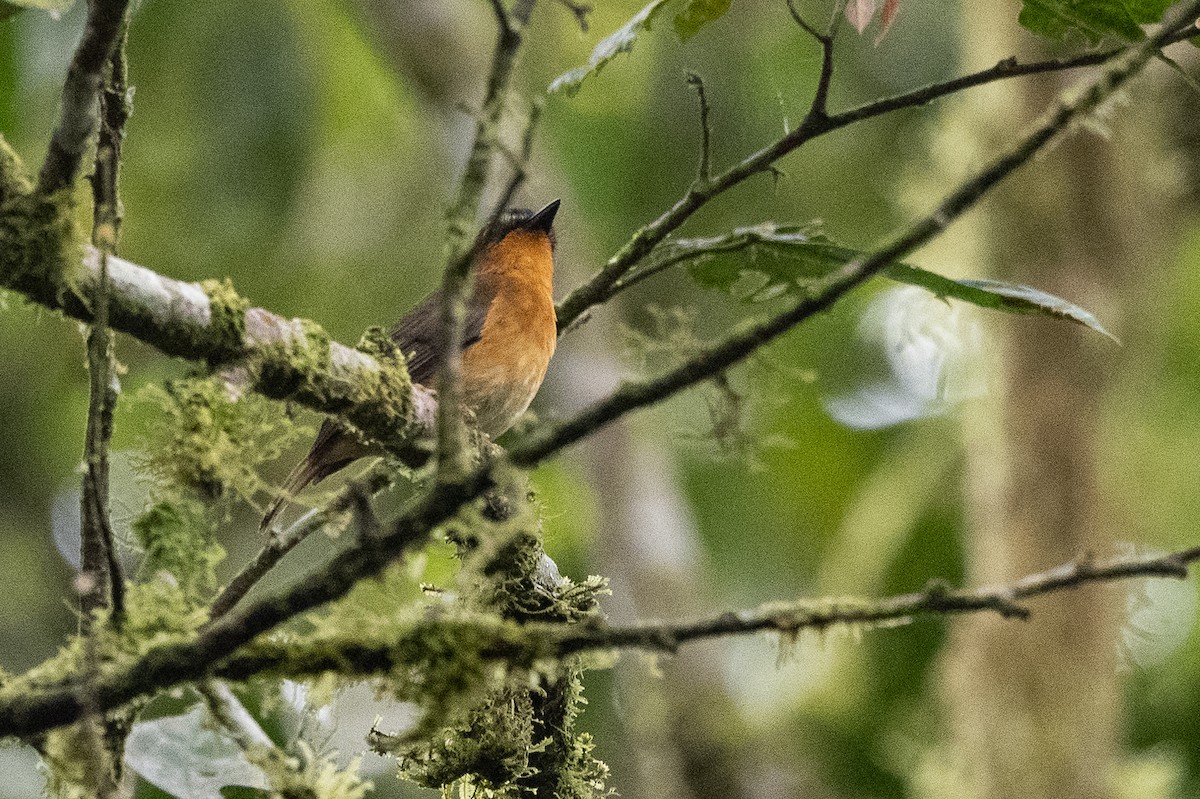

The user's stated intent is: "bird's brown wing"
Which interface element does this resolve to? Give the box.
[261,278,500,531]
[387,277,499,385]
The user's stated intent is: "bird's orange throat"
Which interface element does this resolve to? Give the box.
[480,229,555,296]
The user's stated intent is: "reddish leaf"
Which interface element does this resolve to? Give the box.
[844,0,877,34]
[875,0,900,43]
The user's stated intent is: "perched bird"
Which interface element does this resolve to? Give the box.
[261,199,561,530]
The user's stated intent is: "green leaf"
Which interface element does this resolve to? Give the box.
[664,223,1114,338]
[674,0,732,41]
[0,0,74,19]
[549,0,672,96]
[1017,0,1173,44]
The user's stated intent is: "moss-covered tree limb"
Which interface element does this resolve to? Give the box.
[553,17,1200,332]
[0,153,438,465]
[435,0,538,483]
[207,544,1200,682]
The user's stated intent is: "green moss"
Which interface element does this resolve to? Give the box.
[132,498,224,603]
[200,277,250,361]
[0,137,83,302]
[134,375,308,504]
[256,319,334,402]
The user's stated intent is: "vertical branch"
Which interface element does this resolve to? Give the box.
[434,0,537,483]
[79,31,129,626]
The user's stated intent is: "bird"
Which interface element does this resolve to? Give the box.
[261,199,561,531]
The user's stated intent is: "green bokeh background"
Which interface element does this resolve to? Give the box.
[1,1,1199,797]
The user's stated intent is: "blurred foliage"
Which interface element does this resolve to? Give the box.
[0,0,1199,797]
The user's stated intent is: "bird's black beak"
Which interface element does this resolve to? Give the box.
[525,199,561,233]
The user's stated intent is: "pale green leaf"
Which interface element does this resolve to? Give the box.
[549,0,671,96]
[674,0,732,41]
[1017,0,1173,43]
[125,706,270,798]
[665,223,1114,338]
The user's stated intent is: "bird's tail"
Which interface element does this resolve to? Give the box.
[260,456,323,533]
[260,422,362,532]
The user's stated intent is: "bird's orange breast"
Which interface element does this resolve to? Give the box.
[460,230,556,437]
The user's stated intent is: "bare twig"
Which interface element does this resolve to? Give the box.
[554,0,591,31]
[488,97,545,223]
[784,0,824,41]
[37,0,132,195]
[784,0,836,119]
[685,71,713,185]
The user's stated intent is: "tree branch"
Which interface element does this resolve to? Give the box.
[685,71,713,185]
[210,545,1200,681]
[435,0,537,483]
[0,217,440,465]
[514,1,1198,461]
[37,0,132,196]
[207,463,394,621]
[79,29,129,627]
[552,19,1200,331]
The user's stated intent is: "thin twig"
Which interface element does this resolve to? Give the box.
[785,0,837,119]
[207,464,394,621]
[554,0,591,31]
[552,20,1199,331]
[685,71,713,185]
[488,97,545,222]
[37,0,131,195]
[784,0,824,42]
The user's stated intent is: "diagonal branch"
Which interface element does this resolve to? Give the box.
[37,0,132,196]
[552,18,1200,331]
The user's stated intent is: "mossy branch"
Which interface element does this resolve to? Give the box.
[190,545,1200,683]
[0,185,438,465]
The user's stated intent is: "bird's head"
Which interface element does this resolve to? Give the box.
[475,199,560,286]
